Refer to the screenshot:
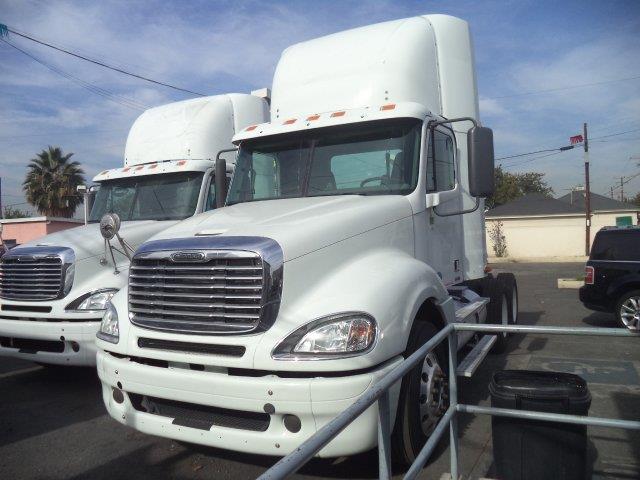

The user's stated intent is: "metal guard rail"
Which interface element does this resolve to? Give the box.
[258,324,639,480]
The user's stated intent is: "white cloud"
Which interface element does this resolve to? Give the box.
[479,97,507,116]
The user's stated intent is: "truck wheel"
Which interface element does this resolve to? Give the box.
[485,279,509,354]
[497,273,518,325]
[615,290,640,331]
[391,321,448,466]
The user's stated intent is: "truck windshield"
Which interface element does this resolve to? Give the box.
[227,118,421,205]
[88,171,204,222]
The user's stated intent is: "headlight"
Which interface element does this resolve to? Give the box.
[272,313,377,359]
[97,302,119,343]
[66,289,118,311]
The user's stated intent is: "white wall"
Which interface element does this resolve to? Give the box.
[486,211,638,258]
[591,211,637,232]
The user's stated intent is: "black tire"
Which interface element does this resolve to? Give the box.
[391,321,449,466]
[497,272,518,325]
[484,278,509,354]
[615,289,640,331]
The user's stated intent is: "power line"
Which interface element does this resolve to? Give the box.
[486,74,640,100]
[2,25,206,97]
[496,127,640,164]
[502,151,565,170]
[588,117,640,134]
[590,128,640,141]
[611,171,640,191]
[1,38,148,111]
[6,25,160,79]
[496,147,567,161]
[592,138,640,143]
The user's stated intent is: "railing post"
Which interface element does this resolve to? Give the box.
[377,390,392,480]
[448,330,459,480]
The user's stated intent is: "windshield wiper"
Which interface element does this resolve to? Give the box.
[151,187,167,215]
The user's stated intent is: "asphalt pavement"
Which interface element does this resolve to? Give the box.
[0,263,638,479]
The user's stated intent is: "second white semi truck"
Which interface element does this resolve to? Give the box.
[96,15,518,464]
[0,93,268,366]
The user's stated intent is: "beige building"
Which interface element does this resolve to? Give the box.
[486,192,639,260]
[0,216,83,249]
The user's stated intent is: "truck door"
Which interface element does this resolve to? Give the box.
[423,127,464,285]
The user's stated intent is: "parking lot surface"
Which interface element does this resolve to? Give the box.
[1,263,638,479]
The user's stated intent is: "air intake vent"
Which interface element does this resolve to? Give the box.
[128,237,283,335]
[129,393,270,432]
[0,247,74,301]
[137,337,246,357]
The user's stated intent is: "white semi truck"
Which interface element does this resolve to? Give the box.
[0,93,269,367]
[96,15,518,463]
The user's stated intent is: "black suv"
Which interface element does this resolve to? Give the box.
[579,226,640,330]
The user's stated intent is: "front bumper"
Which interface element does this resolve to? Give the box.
[0,317,100,366]
[97,349,402,457]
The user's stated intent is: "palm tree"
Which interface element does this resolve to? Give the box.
[23,146,85,218]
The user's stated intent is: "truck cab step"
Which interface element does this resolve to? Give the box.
[456,334,497,377]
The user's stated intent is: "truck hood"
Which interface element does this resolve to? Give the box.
[150,196,413,261]
[17,220,180,261]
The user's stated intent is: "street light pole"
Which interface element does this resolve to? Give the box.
[584,123,591,256]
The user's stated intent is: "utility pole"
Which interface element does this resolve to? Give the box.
[620,177,624,202]
[610,186,614,199]
[584,123,591,256]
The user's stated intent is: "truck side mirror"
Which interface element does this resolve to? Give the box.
[215,157,227,208]
[467,126,495,197]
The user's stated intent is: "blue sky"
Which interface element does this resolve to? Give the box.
[1,0,639,214]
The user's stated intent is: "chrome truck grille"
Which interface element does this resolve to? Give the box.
[0,246,75,301]
[128,237,283,335]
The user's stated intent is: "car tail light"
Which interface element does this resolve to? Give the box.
[584,266,594,285]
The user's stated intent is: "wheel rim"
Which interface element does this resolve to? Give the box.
[511,288,518,325]
[620,296,640,331]
[500,295,508,338]
[419,352,447,435]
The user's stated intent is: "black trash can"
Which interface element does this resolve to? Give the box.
[489,370,591,480]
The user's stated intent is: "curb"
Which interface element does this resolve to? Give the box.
[557,278,584,289]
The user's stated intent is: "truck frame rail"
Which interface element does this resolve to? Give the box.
[258,323,640,480]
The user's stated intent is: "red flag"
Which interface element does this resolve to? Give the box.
[570,134,583,145]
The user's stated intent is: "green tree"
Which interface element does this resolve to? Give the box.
[630,191,640,207]
[3,205,30,219]
[23,146,85,217]
[487,165,553,208]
